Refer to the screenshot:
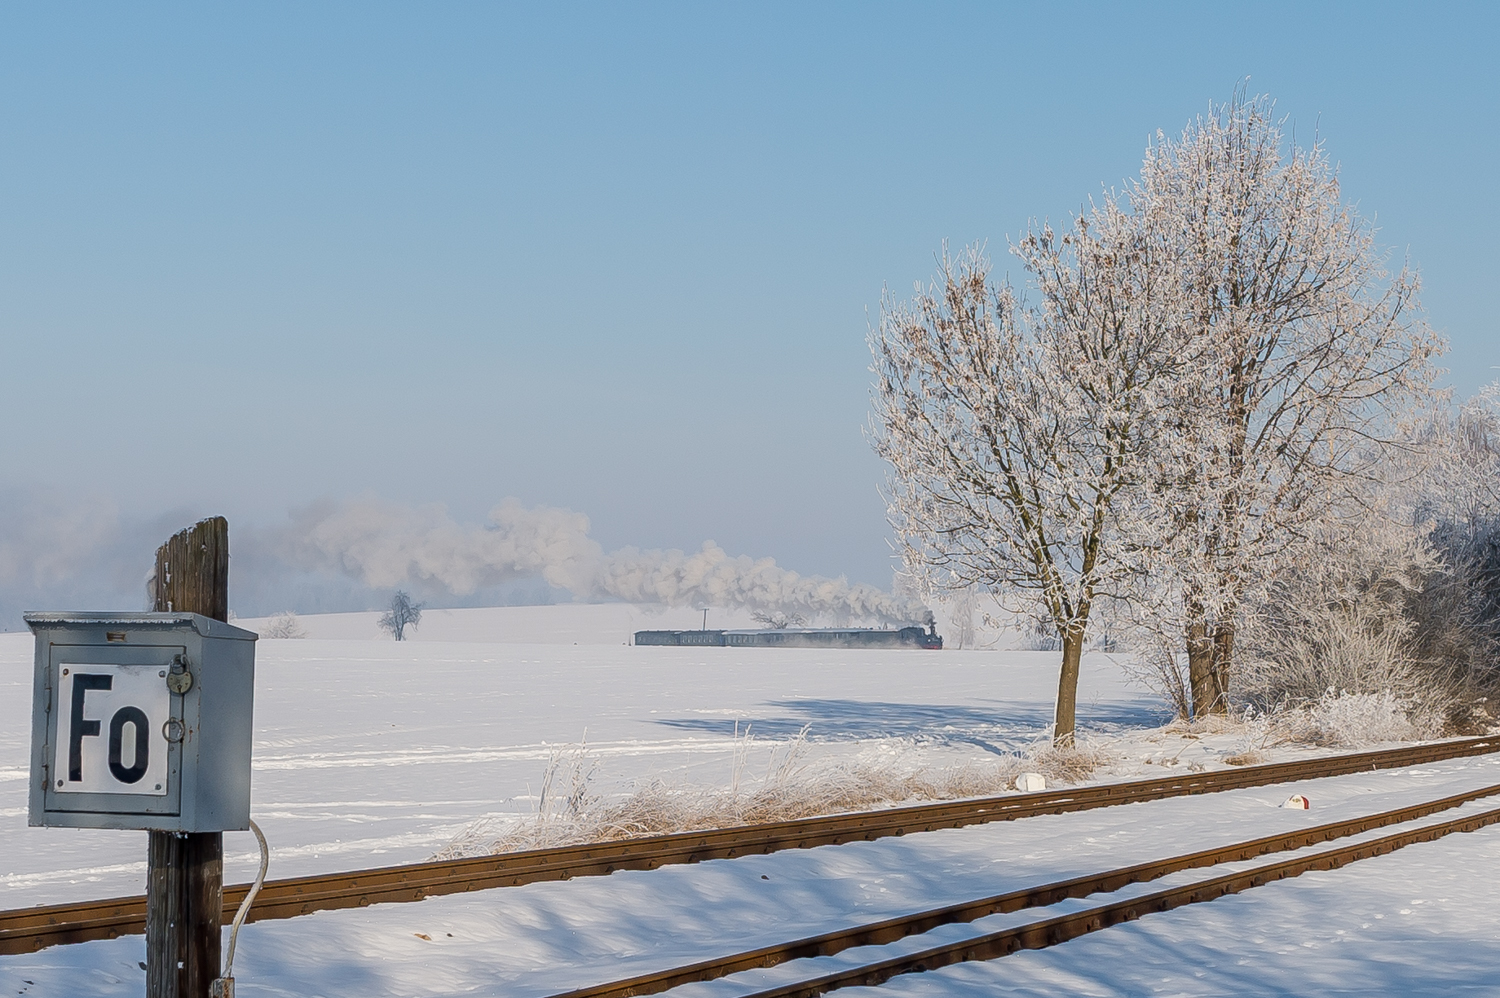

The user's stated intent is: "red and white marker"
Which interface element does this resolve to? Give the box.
[1281,794,1311,809]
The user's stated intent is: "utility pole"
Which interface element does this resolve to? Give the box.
[146,517,228,998]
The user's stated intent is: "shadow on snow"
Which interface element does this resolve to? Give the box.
[654,697,1170,752]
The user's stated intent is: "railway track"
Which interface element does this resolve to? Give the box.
[3,734,1496,955]
[549,782,1500,998]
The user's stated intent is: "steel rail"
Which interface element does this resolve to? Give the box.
[546,782,1500,998]
[2,734,1495,955]
[728,801,1500,998]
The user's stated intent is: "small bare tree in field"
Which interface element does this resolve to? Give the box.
[872,225,1182,745]
[1127,93,1440,716]
[379,590,424,641]
[751,610,806,629]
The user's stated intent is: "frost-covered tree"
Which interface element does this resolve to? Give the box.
[1403,382,1500,673]
[379,589,424,641]
[1126,93,1441,716]
[875,91,1442,731]
[1422,382,1500,527]
[262,610,307,639]
[872,226,1182,745]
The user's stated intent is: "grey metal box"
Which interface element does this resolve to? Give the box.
[25,612,257,832]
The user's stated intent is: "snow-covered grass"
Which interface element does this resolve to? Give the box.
[437,685,1465,859]
[434,732,1109,858]
[8,753,1500,998]
[1141,687,1449,758]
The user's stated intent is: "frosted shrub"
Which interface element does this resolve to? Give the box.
[1370,381,1500,718]
[261,611,306,639]
[1294,689,1436,747]
[1234,521,1469,728]
[1017,619,1060,652]
[1117,629,1192,720]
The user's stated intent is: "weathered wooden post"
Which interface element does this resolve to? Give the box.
[147,516,228,998]
[25,513,255,997]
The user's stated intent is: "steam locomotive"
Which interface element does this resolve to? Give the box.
[633,624,942,649]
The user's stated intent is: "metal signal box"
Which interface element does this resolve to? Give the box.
[25,612,257,832]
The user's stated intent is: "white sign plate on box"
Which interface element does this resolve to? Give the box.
[28,613,257,832]
[54,663,171,796]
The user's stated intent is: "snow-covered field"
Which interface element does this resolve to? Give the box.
[1,604,1165,907]
[6,603,1498,997]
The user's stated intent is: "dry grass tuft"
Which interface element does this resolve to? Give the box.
[1160,713,1244,737]
[433,731,1111,860]
[1027,744,1109,783]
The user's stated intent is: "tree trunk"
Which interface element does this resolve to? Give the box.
[1185,603,1217,720]
[1054,627,1084,747]
[1208,620,1235,715]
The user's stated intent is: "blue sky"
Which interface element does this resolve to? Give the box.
[0,2,1495,610]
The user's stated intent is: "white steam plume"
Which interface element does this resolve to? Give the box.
[280,497,926,626]
[282,498,602,595]
[0,490,209,623]
[0,493,121,592]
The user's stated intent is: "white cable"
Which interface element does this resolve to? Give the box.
[222,819,268,982]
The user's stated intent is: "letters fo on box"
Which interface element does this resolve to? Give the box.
[25,612,257,833]
[56,663,173,796]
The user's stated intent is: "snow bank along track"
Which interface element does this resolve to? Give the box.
[2,735,1495,955]
[554,784,1500,998]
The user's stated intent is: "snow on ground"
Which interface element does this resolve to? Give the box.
[5,752,1500,997]
[5,602,1500,995]
[850,824,1500,997]
[0,604,1166,908]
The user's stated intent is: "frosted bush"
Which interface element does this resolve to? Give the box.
[1285,689,1437,748]
[1229,516,1487,733]
[261,611,306,639]
[1016,619,1059,652]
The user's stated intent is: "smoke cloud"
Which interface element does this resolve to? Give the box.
[0,492,925,627]
[281,498,602,596]
[279,497,925,626]
[0,492,120,593]
[0,491,210,625]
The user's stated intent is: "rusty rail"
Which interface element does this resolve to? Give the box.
[548,781,1500,998]
[727,800,1500,998]
[3,734,1496,955]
